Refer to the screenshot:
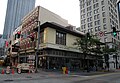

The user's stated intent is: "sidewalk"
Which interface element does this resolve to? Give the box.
[37,69,120,76]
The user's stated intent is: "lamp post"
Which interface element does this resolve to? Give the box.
[35,21,40,72]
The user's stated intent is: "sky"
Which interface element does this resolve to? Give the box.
[0,0,80,34]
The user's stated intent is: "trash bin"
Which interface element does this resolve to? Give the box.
[62,67,66,74]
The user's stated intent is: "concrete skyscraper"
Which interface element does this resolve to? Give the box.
[79,0,120,49]
[3,0,36,39]
[117,0,120,26]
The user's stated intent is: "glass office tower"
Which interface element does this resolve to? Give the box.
[3,0,36,39]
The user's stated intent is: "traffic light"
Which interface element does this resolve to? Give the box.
[5,41,8,47]
[112,27,117,37]
[17,31,21,38]
[86,32,91,39]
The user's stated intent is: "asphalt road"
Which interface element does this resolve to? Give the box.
[0,69,120,83]
[0,72,120,83]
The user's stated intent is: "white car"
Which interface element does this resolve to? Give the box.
[17,63,30,72]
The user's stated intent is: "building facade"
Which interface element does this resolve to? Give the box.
[7,6,103,70]
[3,0,36,39]
[79,0,120,70]
[19,21,103,70]
[117,0,120,27]
[79,0,120,48]
[6,6,68,67]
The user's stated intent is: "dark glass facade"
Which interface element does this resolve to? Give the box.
[3,0,36,39]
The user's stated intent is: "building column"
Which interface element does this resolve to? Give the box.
[47,57,50,69]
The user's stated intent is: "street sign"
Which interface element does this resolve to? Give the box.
[98,31,104,37]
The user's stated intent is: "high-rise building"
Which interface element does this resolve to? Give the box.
[117,0,120,26]
[79,0,120,48]
[3,0,36,39]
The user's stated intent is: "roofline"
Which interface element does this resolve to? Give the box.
[35,22,84,37]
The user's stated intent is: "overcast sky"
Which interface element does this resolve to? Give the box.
[0,0,80,34]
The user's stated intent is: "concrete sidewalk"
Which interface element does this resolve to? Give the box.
[37,69,120,76]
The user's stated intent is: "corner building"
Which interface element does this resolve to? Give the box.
[19,6,103,70]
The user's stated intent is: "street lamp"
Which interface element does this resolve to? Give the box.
[35,21,40,72]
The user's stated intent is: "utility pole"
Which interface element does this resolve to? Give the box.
[35,21,40,72]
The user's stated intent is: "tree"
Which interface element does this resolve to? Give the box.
[102,45,116,70]
[73,33,102,70]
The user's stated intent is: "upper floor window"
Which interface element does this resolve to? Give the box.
[56,31,66,45]
[40,31,44,44]
[103,18,106,23]
[94,8,99,14]
[102,6,105,11]
[101,0,104,5]
[93,3,99,8]
[102,12,106,17]
[93,0,98,3]
[87,11,92,17]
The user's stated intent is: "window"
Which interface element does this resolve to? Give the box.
[94,20,100,25]
[81,9,85,14]
[56,31,66,45]
[86,1,91,6]
[94,15,97,20]
[98,26,101,31]
[87,11,92,17]
[81,19,84,24]
[40,31,44,43]
[80,4,85,9]
[93,3,99,8]
[88,22,92,27]
[102,12,105,17]
[91,28,93,33]
[95,27,97,31]
[81,14,85,19]
[101,0,104,5]
[103,18,106,23]
[93,0,98,3]
[104,37,107,42]
[87,6,92,11]
[97,14,100,19]
[94,8,99,14]
[103,24,107,29]
[102,6,105,11]
[94,14,100,20]
[87,17,92,22]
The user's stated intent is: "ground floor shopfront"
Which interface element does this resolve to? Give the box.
[16,49,103,71]
[38,56,103,71]
[41,49,103,70]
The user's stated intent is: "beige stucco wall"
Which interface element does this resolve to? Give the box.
[44,27,79,47]
[39,6,68,26]
[66,34,78,47]
[44,27,56,44]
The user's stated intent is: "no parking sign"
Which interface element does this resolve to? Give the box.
[98,31,104,37]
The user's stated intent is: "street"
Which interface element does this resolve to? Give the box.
[0,70,120,83]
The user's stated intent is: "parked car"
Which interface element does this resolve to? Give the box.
[17,63,30,73]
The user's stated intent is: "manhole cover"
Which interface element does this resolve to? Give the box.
[4,79,14,82]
